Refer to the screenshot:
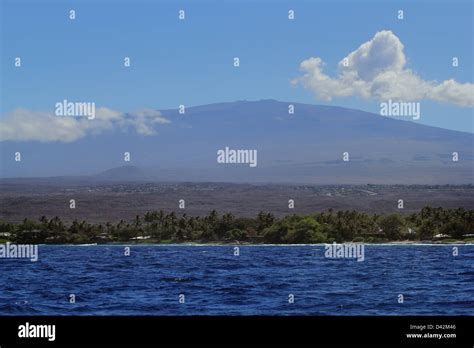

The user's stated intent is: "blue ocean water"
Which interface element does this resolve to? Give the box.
[0,245,473,315]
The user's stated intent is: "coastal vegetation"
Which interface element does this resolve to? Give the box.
[0,206,472,244]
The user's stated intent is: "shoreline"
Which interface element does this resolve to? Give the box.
[16,241,474,247]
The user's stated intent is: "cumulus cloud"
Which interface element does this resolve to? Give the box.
[0,107,170,142]
[292,30,474,107]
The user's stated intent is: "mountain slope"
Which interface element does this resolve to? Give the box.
[1,100,472,184]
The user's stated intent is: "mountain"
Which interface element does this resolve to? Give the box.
[1,100,472,184]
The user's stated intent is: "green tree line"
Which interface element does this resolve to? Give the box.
[0,207,472,244]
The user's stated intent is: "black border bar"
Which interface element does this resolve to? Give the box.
[0,316,472,346]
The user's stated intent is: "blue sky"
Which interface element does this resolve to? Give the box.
[1,0,473,133]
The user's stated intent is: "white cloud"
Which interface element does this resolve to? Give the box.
[0,107,170,142]
[123,108,171,136]
[292,30,474,107]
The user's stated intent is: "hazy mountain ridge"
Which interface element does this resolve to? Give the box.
[1,100,472,184]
